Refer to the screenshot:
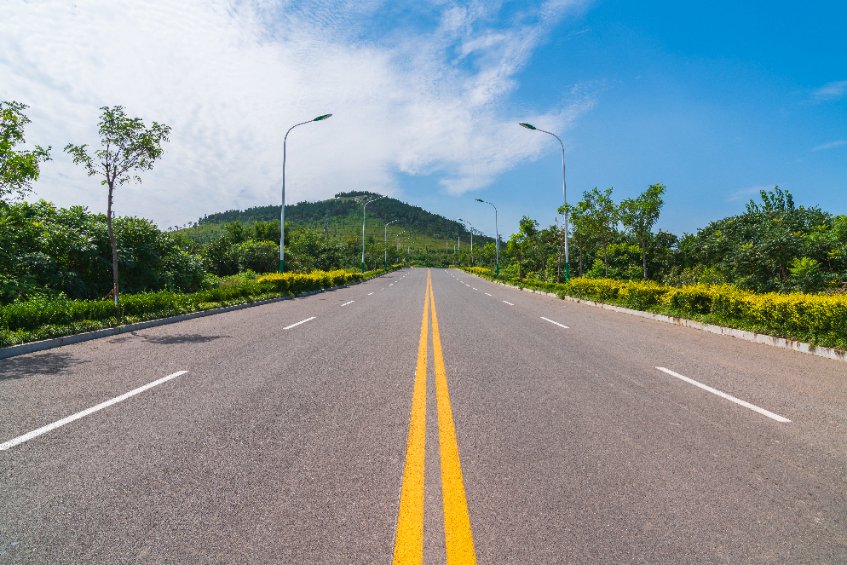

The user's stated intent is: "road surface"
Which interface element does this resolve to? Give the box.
[1,268,845,563]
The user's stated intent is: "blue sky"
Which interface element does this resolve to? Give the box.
[421,0,847,236]
[2,0,845,238]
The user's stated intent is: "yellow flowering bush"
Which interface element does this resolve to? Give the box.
[461,267,847,348]
[256,269,363,292]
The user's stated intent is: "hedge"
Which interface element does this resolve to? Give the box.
[461,267,847,350]
[0,267,396,347]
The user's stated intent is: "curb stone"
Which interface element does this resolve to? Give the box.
[459,270,847,364]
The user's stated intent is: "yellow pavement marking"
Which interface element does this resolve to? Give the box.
[392,272,431,564]
[393,271,477,564]
[429,278,477,564]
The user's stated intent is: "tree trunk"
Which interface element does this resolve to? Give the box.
[641,234,648,280]
[107,183,119,308]
[603,239,609,277]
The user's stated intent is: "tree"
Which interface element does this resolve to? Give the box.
[65,106,171,306]
[619,183,665,279]
[1,101,51,201]
[580,187,618,277]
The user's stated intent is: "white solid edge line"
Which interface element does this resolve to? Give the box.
[341,300,355,307]
[503,300,514,306]
[484,292,492,297]
[0,370,189,451]
[655,367,791,423]
[284,316,316,330]
[541,316,569,329]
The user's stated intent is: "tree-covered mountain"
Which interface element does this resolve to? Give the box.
[195,191,487,242]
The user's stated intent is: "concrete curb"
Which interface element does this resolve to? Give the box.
[0,273,390,360]
[461,270,847,364]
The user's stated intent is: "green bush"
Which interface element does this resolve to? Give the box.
[460,267,847,350]
[0,266,397,346]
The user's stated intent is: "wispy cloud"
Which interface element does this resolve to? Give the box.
[811,80,847,102]
[810,139,847,152]
[0,0,593,228]
[727,185,768,203]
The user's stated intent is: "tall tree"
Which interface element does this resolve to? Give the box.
[65,106,171,306]
[0,101,51,201]
[619,183,666,279]
[581,187,618,277]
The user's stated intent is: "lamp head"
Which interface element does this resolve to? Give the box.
[313,113,333,121]
[475,198,484,203]
[519,122,536,130]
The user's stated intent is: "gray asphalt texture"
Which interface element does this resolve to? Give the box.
[1,268,845,564]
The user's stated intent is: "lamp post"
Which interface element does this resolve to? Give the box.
[475,198,499,277]
[362,195,385,273]
[279,113,332,272]
[458,218,474,265]
[519,121,569,281]
[384,219,397,269]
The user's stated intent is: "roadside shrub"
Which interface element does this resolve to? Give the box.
[460,267,847,349]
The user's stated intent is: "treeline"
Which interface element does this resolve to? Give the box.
[485,185,846,294]
[0,200,412,305]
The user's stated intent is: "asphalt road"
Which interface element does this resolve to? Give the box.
[1,268,845,564]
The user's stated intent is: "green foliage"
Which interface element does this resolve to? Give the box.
[64,105,171,305]
[789,257,825,293]
[184,192,494,270]
[0,100,51,201]
[0,267,396,346]
[619,183,665,279]
[0,200,206,304]
[462,267,847,350]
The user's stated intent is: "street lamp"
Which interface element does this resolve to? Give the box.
[475,198,499,277]
[362,195,385,273]
[458,218,474,265]
[384,219,398,269]
[279,113,332,272]
[519,121,569,281]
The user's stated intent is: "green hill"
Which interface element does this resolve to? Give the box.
[180,191,494,252]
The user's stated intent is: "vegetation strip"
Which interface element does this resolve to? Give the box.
[461,268,847,363]
[0,268,396,354]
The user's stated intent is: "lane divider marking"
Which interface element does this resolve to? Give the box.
[472,288,478,291]
[341,300,355,307]
[392,273,431,564]
[484,293,492,297]
[0,370,189,451]
[368,292,375,296]
[502,301,514,306]
[393,271,478,564]
[283,316,316,330]
[429,276,478,563]
[655,367,791,423]
[541,316,569,329]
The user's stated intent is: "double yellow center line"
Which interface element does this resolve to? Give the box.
[393,271,476,564]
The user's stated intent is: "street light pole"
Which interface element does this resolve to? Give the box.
[519,122,569,281]
[458,218,474,265]
[384,219,397,269]
[362,195,385,273]
[279,113,332,272]
[475,198,499,277]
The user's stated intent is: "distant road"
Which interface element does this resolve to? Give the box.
[2,268,845,563]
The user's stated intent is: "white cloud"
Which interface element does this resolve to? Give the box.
[810,139,847,152]
[727,185,768,203]
[811,80,847,102]
[0,0,592,228]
